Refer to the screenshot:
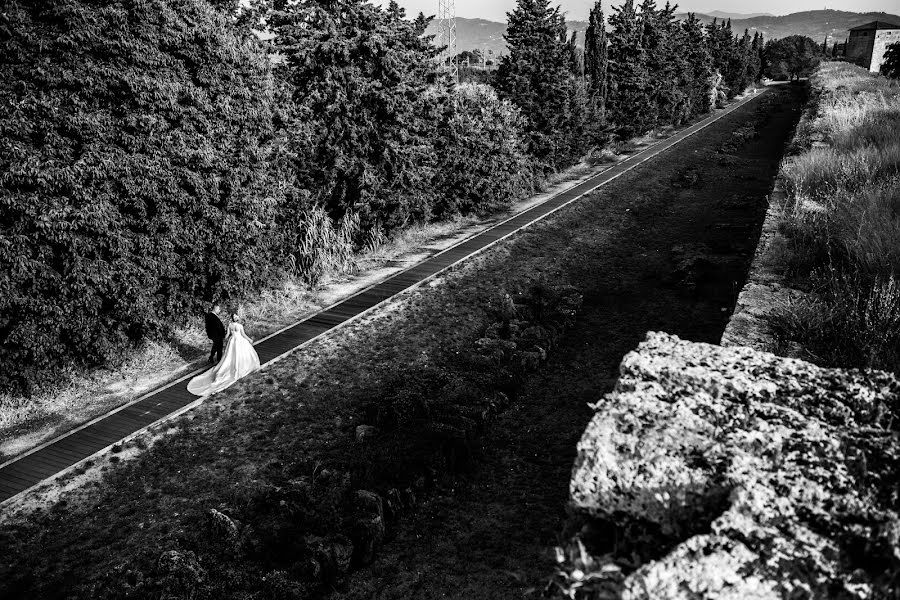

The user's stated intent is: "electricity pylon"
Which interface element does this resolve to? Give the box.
[437,0,458,83]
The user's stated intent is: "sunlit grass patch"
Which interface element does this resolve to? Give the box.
[774,62,900,371]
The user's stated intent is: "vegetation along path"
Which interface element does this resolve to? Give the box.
[0,88,772,507]
[327,84,805,598]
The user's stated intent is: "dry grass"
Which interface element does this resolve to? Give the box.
[773,62,900,370]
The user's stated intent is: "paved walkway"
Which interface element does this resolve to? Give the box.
[0,89,768,506]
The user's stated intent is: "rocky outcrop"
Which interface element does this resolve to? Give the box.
[558,332,900,599]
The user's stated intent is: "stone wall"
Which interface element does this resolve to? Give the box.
[555,332,900,599]
[872,29,900,73]
[718,181,794,351]
[845,30,876,70]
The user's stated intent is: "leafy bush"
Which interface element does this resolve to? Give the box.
[430,84,534,219]
[763,35,823,81]
[270,0,441,233]
[0,0,289,394]
[881,42,900,79]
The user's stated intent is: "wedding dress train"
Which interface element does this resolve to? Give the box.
[188,322,260,396]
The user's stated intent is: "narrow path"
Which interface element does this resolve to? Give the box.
[0,89,768,506]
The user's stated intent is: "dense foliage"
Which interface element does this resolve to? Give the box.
[0,0,288,394]
[430,84,533,219]
[269,0,440,231]
[763,35,823,80]
[494,0,589,171]
[602,3,759,138]
[1,0,765,393]
[882,42,900,79]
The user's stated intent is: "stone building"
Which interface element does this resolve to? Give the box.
[844,20,900,72]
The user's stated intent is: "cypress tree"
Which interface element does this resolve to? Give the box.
[271,0,443,230]
[494,0,579,170]
[584,0,609,114]
[606,0,651,136]
[748,31,763,83]
[679,13,713,117]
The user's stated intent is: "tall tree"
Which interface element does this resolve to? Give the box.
[606,0,650,136]
[584,0,609,115]
[681,13,714,118]
[494,0,580,169]
[271,0,444,230]
[763,35,822,81]
[748,31,763,83]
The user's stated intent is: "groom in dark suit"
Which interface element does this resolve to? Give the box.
[204,304,226,364]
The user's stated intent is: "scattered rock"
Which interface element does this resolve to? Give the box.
[355,424,379,443]
[563,332,900,599]
[350,490,385,565]
[206,508,239,541]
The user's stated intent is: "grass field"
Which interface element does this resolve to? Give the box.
[773,62,900,371]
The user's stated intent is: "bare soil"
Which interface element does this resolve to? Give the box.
[326,84,805,599]
[0,85,803,599]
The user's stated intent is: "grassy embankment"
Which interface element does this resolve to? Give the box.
[773,62,900,370]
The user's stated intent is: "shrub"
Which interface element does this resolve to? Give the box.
[270,0,441,233]
[429,84,534,219]
[881,42,900,79]
[0,0,288,393]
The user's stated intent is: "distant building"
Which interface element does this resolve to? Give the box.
[844,21,900,73]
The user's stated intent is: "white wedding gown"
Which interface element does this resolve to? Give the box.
[187,322,260,396]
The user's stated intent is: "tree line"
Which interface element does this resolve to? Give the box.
[1,0,772,394]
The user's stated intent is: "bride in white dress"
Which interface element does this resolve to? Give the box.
[188,314,260,396]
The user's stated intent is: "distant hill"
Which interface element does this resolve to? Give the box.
[429,10,900,55]
[683,10,900,43]
[424,18,507,57]
[707,10,773,19]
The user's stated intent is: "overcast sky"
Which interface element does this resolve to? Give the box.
[387,0,900,22]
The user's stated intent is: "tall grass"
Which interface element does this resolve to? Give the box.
[774,62,900,371]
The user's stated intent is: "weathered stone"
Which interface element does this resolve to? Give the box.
[350,490,386,565]
[566,332,900,599]
[720,181,792,351]
[355,424,379,443]
[206,508,239,541]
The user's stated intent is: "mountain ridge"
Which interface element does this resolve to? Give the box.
[426,9,900,56]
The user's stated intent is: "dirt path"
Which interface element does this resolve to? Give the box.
[327,85,805,599]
